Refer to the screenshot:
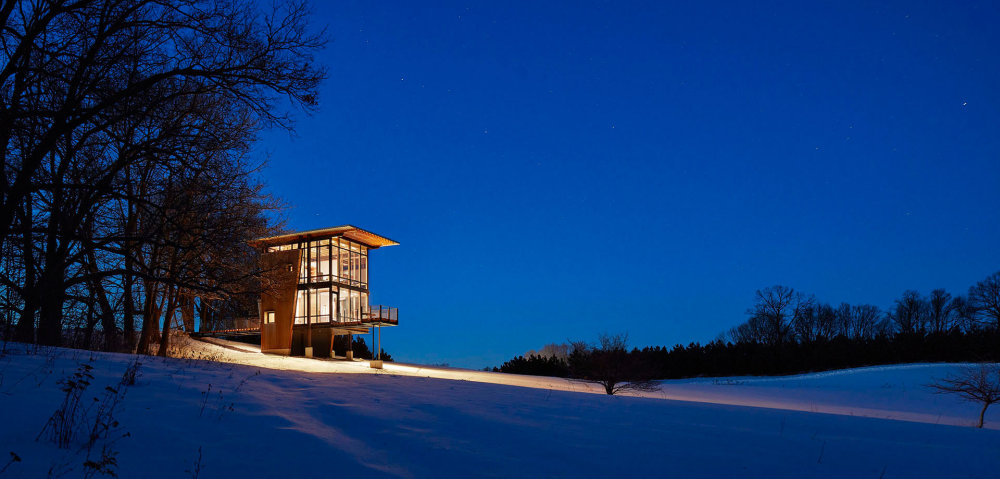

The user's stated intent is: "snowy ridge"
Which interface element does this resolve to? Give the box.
[196,337,996,429]
[1,340,998,478]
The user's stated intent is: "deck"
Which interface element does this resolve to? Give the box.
[193,305,398,337]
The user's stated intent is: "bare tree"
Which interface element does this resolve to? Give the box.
[949,296,979,333]
[0,0,323,252]
[889,290,927,335]
[927,288,954,334]
[1,0,323,348]
[569,333,659,395]
[792,304,819,343]
[728,316,767,345]
[929,364,1000,428]
[834,302,853,339]
[849,304,881,340]
[746,285,814,346]
[969,272,1000,331]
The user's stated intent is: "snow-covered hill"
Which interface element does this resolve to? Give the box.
[1,340,997,478]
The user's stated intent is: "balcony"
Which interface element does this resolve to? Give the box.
[197,307,397,335]
[361,305,398,326]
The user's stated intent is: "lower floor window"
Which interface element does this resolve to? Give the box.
[296,286,366,324]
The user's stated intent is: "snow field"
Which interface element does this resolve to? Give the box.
[0,340,997,478]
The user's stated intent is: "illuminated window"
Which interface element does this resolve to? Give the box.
[340,246,350,282]
[349,289,361,320]
[308,288,318,322]
[350,250,360,285]
[360,253,368,286]
[294,290,307,324]
[330,242,341,281]
[317,244,331,281]
[299,247,309,283]
[264,311,275,324]
[310,286,331,323]
[337,288,350,322]
[309,244,322,280]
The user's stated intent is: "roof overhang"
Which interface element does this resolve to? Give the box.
[250,225,399,249]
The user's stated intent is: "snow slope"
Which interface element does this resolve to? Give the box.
[0,340,998,478]
[193,337,998,428]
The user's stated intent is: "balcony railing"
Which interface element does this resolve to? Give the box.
[197,308,397,334]
[361,305,398,326]
[200,316,260,334]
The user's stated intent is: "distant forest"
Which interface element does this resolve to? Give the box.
[494,271,1000,379]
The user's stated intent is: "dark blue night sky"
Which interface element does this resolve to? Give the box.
[258,1,1000,368]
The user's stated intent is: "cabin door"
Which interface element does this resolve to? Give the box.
[261,310,276,349]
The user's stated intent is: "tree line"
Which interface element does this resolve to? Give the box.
[0,0,324,356]
[496,270,1000,380]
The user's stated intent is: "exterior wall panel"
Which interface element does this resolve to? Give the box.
[260,249,301,354]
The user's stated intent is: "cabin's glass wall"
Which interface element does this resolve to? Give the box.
[283,237,367,288]
[293,285,339,324]
[290,283,370,324]
[271,235,371,325]
[336,289,369,322]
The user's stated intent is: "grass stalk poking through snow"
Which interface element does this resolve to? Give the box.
[37,363,94,448]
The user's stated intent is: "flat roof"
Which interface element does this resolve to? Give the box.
[250,225,399,249]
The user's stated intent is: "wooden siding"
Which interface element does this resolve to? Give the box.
[259,249,301,354]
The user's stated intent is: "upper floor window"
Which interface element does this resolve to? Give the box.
[293,237,368,288]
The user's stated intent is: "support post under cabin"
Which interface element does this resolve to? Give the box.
[305,319,313,358]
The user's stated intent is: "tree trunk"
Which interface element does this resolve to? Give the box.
[199,299,213,332]
[122,187,137,351]
[83,292,97,349]
[85,248,119,351]
[36,267,64,346]
[13,201,35,343]
[978,403,989,428]
[14,295,36,343]
[157,285,178,357]
[37,149,67,347]
[136,280,162,355]
[123,268,136,350]
[179,292,195,332]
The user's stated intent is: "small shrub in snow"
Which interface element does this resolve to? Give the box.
[35,360,138,478]
[198,370,260,420]
[198,384,213,417]
[82,444,119,479]
[120,357,142,387]
[199,383,238,420]
[38,363,95,448]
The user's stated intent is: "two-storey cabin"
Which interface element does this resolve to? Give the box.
[250,225,398,359]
